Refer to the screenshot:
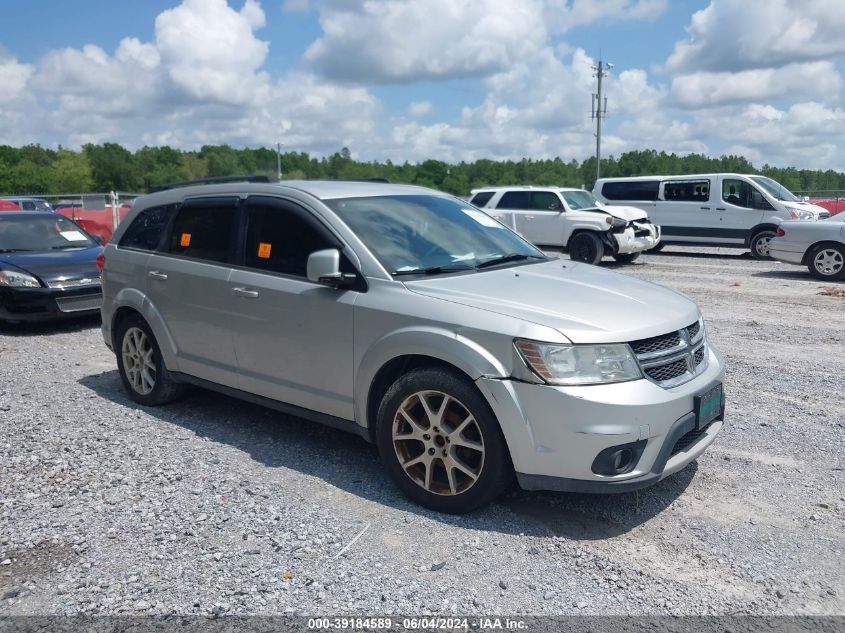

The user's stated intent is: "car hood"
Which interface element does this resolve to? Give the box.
[0,247,103,284]
[404,259,699,343]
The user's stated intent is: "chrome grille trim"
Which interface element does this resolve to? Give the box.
[46,276,101,289]
[630,319,708,388]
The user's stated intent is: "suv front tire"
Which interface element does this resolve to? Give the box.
[376,367,512,513]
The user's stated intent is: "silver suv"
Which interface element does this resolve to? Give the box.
[101,180,725,513]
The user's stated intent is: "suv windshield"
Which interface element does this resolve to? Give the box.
[325,194,544,275]
[749,176,800,202]
[0,215,96,252]
[560,190,600,210]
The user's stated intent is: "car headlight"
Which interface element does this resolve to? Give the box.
[514,339,642,385]
[787,208,814,220]
[0,270,42,288]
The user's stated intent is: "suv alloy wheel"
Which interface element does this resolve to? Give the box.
[376,367,512,513]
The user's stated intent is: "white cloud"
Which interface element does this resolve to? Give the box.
[543,0,668,32]
[409,101,432,117]
[0,55,32,104]
[305,0,548,83]
[671,61,842,108]
[155,0,270,104]
[666,0,845,73]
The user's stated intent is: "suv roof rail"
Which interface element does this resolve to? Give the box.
[148,175,274,193]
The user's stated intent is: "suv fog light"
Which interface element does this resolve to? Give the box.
[591,440,647,476]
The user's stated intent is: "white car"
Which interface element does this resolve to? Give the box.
[469,186,660,265]
[770,213,845,280]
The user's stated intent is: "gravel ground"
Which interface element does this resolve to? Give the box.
[0,246,843,617]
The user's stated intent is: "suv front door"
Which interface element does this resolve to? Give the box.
[227,196,357,420]
[146,196,242,385]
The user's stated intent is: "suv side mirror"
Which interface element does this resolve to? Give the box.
[307,249,357,288]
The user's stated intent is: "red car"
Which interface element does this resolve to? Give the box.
[54,203,133,244]
[809,198,845,216]
[0,200,22,211]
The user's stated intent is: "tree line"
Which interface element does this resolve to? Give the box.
[2,143,844,197]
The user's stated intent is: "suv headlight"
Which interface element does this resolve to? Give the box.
[0,270,41,288]
[786,207,814,220]
[514,339,642,385]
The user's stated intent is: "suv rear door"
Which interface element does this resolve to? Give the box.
[144,196,242,385]
[227,196,357,420]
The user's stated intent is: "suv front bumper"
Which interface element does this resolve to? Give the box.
[612,223,661,255]
[476,345,725,493]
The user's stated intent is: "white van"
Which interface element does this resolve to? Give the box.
[592,174,830,259]
[469,186,660,265]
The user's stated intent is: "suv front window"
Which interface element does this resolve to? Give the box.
[243,197,337,278]
[560,190,600,210]
[326,195,543,275]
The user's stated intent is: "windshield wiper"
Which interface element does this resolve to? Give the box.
[50,245,87,250]
[392,264,474,276]
[0,248,30,253]
[475,253,546,269]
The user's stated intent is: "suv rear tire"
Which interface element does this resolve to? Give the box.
[376,367,512,514]
[115,314,184,406]
[750,229,776,260]
[568,231,604,265]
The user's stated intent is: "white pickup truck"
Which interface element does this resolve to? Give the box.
[469,186,660,265]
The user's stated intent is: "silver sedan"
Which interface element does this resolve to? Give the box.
[770,213,845,281]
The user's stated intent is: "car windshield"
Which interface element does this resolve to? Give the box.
[325,194,545,275]
[749,176,800,202]
[560,190,600,210]
[0,215,96,252]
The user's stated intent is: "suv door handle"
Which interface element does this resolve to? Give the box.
[148,271,168,280]
[715,207,726,211]
[700,206,710,210]
[232,287,259,298]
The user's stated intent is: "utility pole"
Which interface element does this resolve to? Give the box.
[276,142,282,180]
[591,59,612,183]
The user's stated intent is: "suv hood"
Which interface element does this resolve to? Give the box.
[405,259,698,344]
[593,204,650,222]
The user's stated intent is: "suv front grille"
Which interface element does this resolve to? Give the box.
[630,331,681,356]
[644,358,688,383]
[630,320,707,388]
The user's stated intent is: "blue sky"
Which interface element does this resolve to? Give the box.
[1,1,844,170]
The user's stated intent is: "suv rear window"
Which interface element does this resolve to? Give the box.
[166,197,240,264]
[601,181,660,201]
[469,191,494,207]
[497,191,531,209]
[119,204,177,251]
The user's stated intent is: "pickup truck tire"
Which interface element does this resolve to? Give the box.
[568,231,604,265]
[648,243,665,253]
[613,252,641,264]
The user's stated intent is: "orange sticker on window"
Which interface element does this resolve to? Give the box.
[258,242,272,259]
[179,232,192,247]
